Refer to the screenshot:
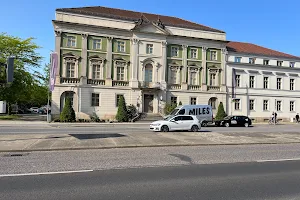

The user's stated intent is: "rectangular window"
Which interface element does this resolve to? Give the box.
[146,44,153,54]
[290,62,295,68]
[276,100,282,111]
[171,97,177,105]
[249,99,255,111]
[93,39,102,50]
[290,101,295,112]
[290,79,294,90]
[91,93,100,107]
[66,62,75,78]
[191,48,198,59]
[277,78,282,89]
[116,94,124,107]
[66,36,76,47]
[210,51,217,61]
[249,58,255,64]
[117,41,125,52]
[235,57,241,63]
[235,75,240,87]
[277,61,283,66]
[190,72,197,85]
[234,99,240,110]
[92,64,101,79]
[263,100,269,111]
[171,46,179,57]
[263,77,269,89]
[210,73,216,86]
[249,76,255,88]
[117,67,125,80]
[190,97,197,105]
[170,69,177,84]
[263,60,269,65]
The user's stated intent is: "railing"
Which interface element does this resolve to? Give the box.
[140,82,160,89]
[60,77,80,84]
[168,84,181,90]
[188,85,201,90]
[207,86,220,91]
[112,80,129,87]
[87,79,105,85]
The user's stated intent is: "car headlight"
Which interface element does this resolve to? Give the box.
[152,124,160,126]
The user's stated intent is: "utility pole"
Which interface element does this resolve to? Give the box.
[0,57,15,84]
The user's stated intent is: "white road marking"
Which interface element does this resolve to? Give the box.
[0,169,93,178]
[256,158,300,163]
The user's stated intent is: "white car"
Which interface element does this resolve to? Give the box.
[150,115,201,132]
[29,107,39,113]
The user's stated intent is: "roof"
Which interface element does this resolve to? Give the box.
[56,6,224,33]
[227,41,300,60]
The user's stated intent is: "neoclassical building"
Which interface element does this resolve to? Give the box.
[51,6,228,119]
[226,42,300,122]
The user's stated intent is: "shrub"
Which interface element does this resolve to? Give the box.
[178,101,182,106]
[60,97,76,122]
[53,118,60,122]
[90,112,100,122]
[115,95,129,122]
[127,104,137,121]
[215,102,227,120]
[164,103,177,115]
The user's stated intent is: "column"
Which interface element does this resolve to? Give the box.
[182,45,188,83]
[176,67,181,84]
[130,38,139,88]
[202,46,207,85]
[161,41,167,85]
[54,30,62,83]
[106,37,113,79]
[221,48,227,86]
[80,33,88,85]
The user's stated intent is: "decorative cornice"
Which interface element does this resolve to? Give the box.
[54,30,62,37]
[106,36,114,42]
[81,33,89,39]
[202,46,208,51]
[161,41,167,47]
[182,44,188,49]
[131,38,139,45]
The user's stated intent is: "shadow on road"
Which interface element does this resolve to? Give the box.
[69,133,126,140]
[0,135,71,142]
[169,154,194,165]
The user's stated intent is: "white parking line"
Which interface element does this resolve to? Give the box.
[256,158,300,163]
[0,169,93,178]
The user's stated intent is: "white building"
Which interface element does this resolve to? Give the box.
[226,41,300,122]
[51,6,228,120]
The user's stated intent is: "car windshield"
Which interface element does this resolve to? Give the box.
[223,116,232,120]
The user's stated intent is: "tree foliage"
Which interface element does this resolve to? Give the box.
[0,33,44,114]
[164,103,177,115]
[60,98,76,122]
[178,101,182,105]
[116,95,128,122]
[215,102,227,120]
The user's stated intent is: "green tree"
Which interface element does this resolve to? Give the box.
[0,33,42,114]
[116,95,128,122]
[164,103,177,115]
[60,98,76,122]
[178,101,182,106]
[215,102,227,120]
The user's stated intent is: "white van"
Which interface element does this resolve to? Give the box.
[164,105,213,127]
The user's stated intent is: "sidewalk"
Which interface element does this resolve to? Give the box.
[1,130,300,152]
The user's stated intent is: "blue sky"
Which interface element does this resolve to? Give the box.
[1,0,299,72]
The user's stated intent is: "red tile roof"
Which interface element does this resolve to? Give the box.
[56,6,224,33]
[227,41,299,60]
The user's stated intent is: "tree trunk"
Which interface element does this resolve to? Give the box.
[7,102,11,115]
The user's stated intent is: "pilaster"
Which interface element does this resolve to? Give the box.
[182,44,188,83]
[202,46,207,86]
[54,30,62,83]
[161,41,167,86]
[221,48,227,87]
[106,37,113,79]
[130,38,139,88]
[81,33,88,81]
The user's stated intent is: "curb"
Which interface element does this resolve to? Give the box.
[2,141,300,153]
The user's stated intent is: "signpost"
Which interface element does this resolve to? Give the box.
[47,52,58,123]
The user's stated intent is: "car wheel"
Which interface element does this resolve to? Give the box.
[191,125,199,132]
[161,125,169,132]
[225,122,230,127]
[244,123,249,127]
[201,121,208,127]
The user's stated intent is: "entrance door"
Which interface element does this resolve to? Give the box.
[144,94,154,113]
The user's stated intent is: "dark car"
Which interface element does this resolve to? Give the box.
[215,115,252,127]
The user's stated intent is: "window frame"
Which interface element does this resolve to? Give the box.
[249,75,255,88]
[116,66,125,81]
[277,77,282,90]
[171,46,179,57]
[146,44,153,54]
[263,76,269,89]
[91,93,100,107]
[190,97,197,105]
[234,99,241,110]
[235,74,240,87]
[171,97,177,105]
[263,100,269,111]
[290,101,295,112]
[92,63,102,79]
[249,58,255,64]
[66,36,76,47]
[249,99,255,111]
[290,62,295,68]
[263,59,269,65]
[190,48,198,59]
[290,79,295,90]
[117,40,126,52]
[277,61,283,66]
[92,39,102,50]
[66,62,76,78]
[276,100,282,111]
[210,50,217,61]
[235,57,242,63]
[209,73,216,86]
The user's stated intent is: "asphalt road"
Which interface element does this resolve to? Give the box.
[1,160,300,200]
[1,124,300,135]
